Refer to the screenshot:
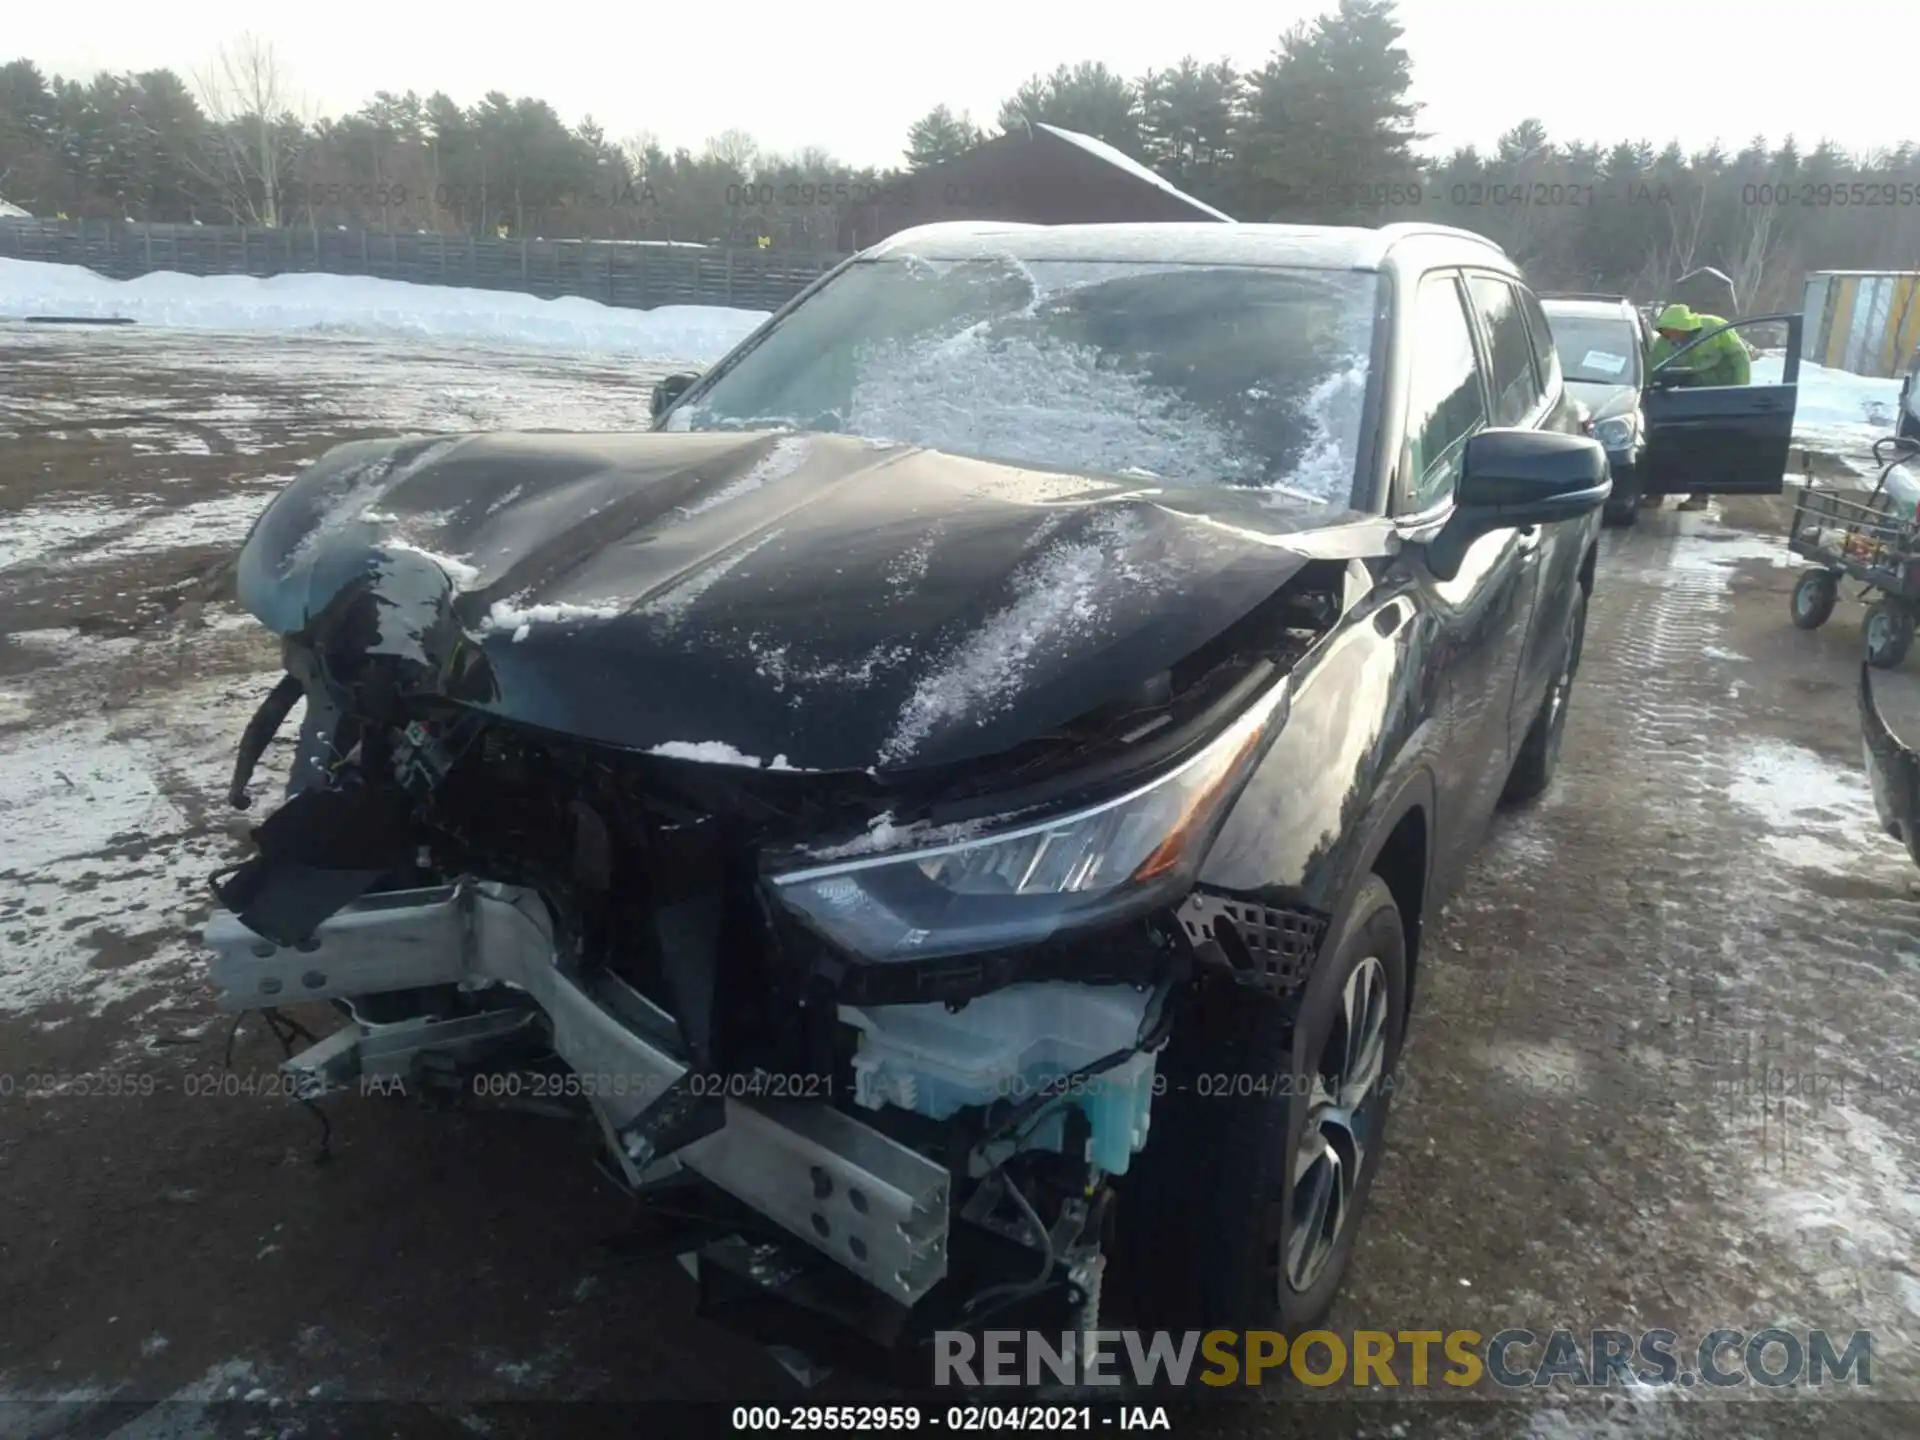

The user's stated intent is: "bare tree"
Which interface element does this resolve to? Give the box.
[189,34,308,226]
[703,128,760,178]
[1729,199,1783,314]
[619,129,662,180]
[1648,184,1708,296]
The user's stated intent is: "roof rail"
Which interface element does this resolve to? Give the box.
[1375,222,1507,252]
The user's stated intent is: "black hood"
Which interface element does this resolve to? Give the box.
[237,430,1373,774]
[1565,380,1639,423]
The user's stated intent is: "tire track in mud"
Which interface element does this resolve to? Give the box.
[1343,513,1920,1438]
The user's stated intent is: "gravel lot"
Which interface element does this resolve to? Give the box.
[2,326,1917,1440]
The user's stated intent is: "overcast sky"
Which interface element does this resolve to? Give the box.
[10,0,1902,171]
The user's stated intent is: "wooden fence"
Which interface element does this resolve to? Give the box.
[0,218,849,312]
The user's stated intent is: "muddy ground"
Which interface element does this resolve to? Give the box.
[1,326,1918,1439]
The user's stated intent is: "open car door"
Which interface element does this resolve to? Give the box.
[1640,312,1803,497]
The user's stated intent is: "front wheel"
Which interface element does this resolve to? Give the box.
[1602,498,1640,528]
[1865,600,1915,669]
[1602,466,1643,526]
[1790,569,1839,630]
[1117,876,1409,1336]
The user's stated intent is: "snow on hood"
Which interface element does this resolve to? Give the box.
[237,429,1368,773]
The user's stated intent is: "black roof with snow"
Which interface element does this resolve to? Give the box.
[868,220,1509,271]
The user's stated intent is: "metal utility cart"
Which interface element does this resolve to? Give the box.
[1787,436,1920,667]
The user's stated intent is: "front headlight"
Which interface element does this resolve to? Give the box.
[1594,415,1637,449]
[765,679,1291,962]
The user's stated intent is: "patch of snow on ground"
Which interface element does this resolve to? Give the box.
[1475,1037,1594,1101]
[87,492,271,560]
[1522,1380,1689,1438]
[0,680,32,726]
[0,716,172,872]
[1748,1102,1920,1324]
[1667,525,1794,577]
[1754,354,1900,432]
[0,672,278,1016]
[1724,737,1898,873]
[0,257,769,362]
[0,501,132,570]
[1489,815,1556,867]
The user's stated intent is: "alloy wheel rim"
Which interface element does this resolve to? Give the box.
[1868,613,1893,652]
[1285,955,1390,1294]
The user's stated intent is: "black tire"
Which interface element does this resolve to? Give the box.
[1865,600,1915,669]
[1602,467,1643,526]
[1117,875,1409,1336]
[1790,570,1839,630]
[1503,586,1587,806]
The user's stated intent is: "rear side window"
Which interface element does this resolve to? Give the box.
[1468,275,1544,426]
[1405,274,1488,511]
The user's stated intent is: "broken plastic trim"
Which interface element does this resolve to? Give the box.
[1177,890,1329,994]
[227,673,306,809]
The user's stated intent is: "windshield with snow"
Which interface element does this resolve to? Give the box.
[665,255,1379,506]
[1542,310,1644,387]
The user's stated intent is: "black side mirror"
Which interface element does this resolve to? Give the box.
[651,372,698,420]
[1424,429,1609,581]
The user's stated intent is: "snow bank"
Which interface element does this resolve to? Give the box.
[0,257,768,363]
[1754,353,1901,431]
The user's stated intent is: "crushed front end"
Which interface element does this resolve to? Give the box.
[203,430,1347,1378]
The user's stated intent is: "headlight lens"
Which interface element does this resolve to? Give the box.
[765,679,1291,961]
[1594,415,1637,449]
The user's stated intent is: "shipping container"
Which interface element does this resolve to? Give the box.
[1800,270,1920,378]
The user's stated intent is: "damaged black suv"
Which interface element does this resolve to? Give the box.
[205,221,1608,1375]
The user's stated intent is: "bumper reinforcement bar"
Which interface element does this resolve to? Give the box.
[204,882,950,1304]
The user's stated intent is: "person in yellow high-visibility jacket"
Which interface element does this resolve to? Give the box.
[1642,302,1754,512]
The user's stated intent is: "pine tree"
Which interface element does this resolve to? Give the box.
[903,105,983,170]
[1231,0,1424,223]
[995,62,1143,157]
